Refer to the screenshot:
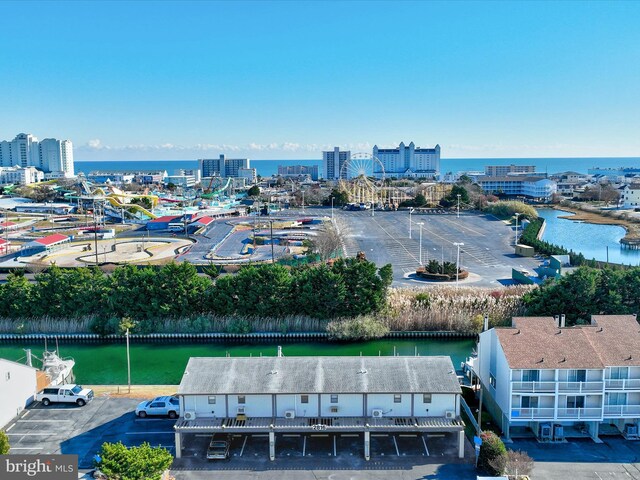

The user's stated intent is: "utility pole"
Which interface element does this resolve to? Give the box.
[126,328,131,394]
[93,203,99,267]
[270,219,275,263]
[457,194,461,219]
[331,196,334,220]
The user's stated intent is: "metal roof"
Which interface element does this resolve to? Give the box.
[178,356,461,395]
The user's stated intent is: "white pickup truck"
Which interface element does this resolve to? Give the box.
[36,384,94,407]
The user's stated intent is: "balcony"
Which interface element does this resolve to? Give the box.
[603,405,640,417]
[511,381,556,393]
[510,408,555,420]
[557,381,604,393]
[556,408,602,419]
[605,379,640,391]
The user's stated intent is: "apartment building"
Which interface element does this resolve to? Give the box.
[278,164,319,181]
[621,184,640,208]
[174,355,465,460]
[478,315,640,441]
[199,155,250,179]
[323,147,350,180]
[0,166,44,185]
[0,133,74,178]
[476,176,557,201]
[373,142,440,179]
[484,165,536,176]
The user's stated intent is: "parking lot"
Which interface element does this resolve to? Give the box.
[5,398,175,468]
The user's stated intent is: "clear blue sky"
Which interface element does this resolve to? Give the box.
[1,0,639,160]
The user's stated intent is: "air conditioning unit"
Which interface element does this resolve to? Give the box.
[184,411,196,420]
[553,424,564,441]
[372,409,384,418]
[284,410,295,419]
[539,423,552,439]
[445,411,456,419]
[237,407,245,415]
[330,406,339,413]
[625,424,639,437]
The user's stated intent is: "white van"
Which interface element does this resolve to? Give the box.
[36,384,94,407]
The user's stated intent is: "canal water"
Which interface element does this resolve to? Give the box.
[0,339,474,385]
[537,209,640,266]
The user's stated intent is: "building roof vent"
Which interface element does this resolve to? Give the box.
[357,369,368,374]
[269,370,278,375]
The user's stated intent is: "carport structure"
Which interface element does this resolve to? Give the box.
[173,355,466,460]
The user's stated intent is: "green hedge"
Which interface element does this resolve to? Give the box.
[519,218,592,266]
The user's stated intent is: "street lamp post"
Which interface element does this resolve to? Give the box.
[514,213,521,247]
[331,196,334,220]
[457,194,461,219]
[417,222,424,266]
[125,328,131,394]
[269,219,275,263]
[302,190,305,213]
[454,242,464,286]
[409,207,414,239]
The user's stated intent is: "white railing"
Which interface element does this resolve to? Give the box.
[511,381,556,393]
[556,407,602,419]
[557,381,604,393]
[603,405,640,417]
[510,407,555,420]
[605,379,640,390]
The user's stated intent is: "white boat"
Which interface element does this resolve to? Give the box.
[26,349,75,386]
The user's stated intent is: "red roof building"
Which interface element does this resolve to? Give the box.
[34,233,69,246]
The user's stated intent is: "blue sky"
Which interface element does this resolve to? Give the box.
[1,0,639,160]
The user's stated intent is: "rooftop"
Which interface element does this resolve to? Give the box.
[494,315,640,369]
[34,233,69,246]
[477,176,548,182]
[178,356,461,395]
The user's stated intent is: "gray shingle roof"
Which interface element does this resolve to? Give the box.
[178,356,461,395]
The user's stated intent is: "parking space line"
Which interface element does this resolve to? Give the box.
[10,447,43,450]
[18,419,73,422]
[5,423,15,432]
[125,431,174,435]
[302,435,306,457]
[421,435,430,456]
[7,433,55,436]
[239,436,248,457]
[22,411,30,418]
[392,435,400,456]
[333,435,337,457]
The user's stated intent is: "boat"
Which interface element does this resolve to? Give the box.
[26,348,76,386]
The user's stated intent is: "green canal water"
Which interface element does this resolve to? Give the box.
[0,339,474,385]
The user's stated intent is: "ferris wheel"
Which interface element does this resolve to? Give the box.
[338,153,386,205]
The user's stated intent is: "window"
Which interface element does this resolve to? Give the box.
[567,369,587,382]
[489,374,497,389]
[423,394,432,404]
[301,395,309,404]
[606,392,626,406]
[521,396,539,409]
[330,394,338,404]
[151,402,165,408]
[566,396,585,409]
[208,396,216,405]
[610,367,628,380]
[238,395,246,404]
[522,370,540,382]
[394,394,402,403]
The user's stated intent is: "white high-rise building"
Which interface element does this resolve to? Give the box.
[198,155,250,178]
[373,142,440,179]
[0,133,74,178]
[322,147,350,180]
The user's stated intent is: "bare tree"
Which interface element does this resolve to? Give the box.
[313,224,342,261]
[489,449,534,479]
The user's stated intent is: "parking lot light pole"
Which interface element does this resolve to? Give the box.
[454,242,464,286]
[417,222,424,266]
[126,328,131,394]
[457,194,461,219]
[331,196,334,220]
[409,207,414,239]
[514,212,521,247]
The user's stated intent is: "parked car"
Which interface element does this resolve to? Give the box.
[206,435,230,460]
[36,384,94,407]
[135,396,180,418]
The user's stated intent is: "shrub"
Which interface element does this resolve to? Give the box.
[485,201,538,220]
[89,317,120,336]
[326,316,390,341]
[96,441,173,480]
[0,430,9,454]
[477,430,507,475]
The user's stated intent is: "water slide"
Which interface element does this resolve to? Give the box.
[105,195,158,219]
[201,177,233,199]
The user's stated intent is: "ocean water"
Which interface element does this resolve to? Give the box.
[75,157,640,178]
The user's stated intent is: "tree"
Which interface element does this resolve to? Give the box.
[313,224,342,261]
[247,185,260,197]
[439,184,469,208]
[322,188,349,207]
[131,196,153,210]
[0,430,10,454]
[477,430,507,475]
[489,449,534,478]
[96,442,173,480]
[291,265,347,318]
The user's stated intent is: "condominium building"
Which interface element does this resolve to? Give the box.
[174,355,465,460]
[477,315,640,442]
[0,133,74,177]
[278,164,319,181]
[621,184,640,209]
[484,164,536,176]
[0,166,44,185]
[476,176,557,201]
[198,155,250,178]
[238,167,257,184]
[322,147,350,180]
[373,142,440,179]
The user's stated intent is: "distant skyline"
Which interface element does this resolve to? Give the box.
[1,1,639,160]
